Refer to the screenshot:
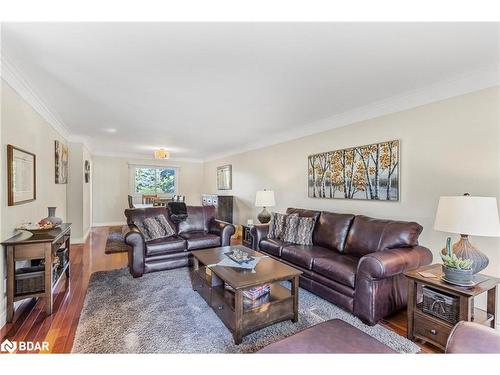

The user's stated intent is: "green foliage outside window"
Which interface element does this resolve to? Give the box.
[135,167,176,194]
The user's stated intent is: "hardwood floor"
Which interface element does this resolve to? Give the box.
[0,226,440,354]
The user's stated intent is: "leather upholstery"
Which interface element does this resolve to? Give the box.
[125,207,172,226]
[312,253,358,288]
[178,206,215,234]
[259,238,290,257]
[259,319,394,353]
[254,207,433,325]
[181,231,221,250]
[344,215,423,258]
[446,321,500,353]
[145,235,186,256]
[285,207,321,220]
[251,224,270,250]
[281,245,333,270]
[313,211,354,252]
[357,246,433,279]
[124,205,234,277]
[209,219,235,247]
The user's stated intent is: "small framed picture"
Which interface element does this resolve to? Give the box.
[217,165,232,190]
[7,144,36,206]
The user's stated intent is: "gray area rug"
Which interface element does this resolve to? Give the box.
[72,267,420,354]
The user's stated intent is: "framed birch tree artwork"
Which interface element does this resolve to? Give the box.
[308,140,399,201]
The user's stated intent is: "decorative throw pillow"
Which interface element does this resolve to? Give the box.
[294,216,316,245]
[282,214,300,243]
[134,215,176,241]
[268,212,299,240]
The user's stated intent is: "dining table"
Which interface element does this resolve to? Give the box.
[133,203,154,209]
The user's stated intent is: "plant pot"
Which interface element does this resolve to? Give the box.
[442,265,473,286]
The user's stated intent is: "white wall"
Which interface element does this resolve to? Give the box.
[204,86,500,315]
[67,142,93,242]
[92,155,204,225]
[0,80,68,327]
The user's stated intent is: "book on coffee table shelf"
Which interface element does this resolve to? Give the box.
[225,283,271,300]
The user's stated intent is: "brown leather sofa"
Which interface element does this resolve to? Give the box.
[251,208,432,325]
[124,205,235,278]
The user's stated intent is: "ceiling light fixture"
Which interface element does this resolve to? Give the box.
[154,149,170,159]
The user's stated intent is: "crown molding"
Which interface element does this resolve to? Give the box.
[204,65,500,162]
[1,56,72,139]
[92,150,204,163]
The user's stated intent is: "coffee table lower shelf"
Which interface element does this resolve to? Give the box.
[192,266,296,344]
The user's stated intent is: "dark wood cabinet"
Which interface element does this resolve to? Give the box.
[202,194,233,224]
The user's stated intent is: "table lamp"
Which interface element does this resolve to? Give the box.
[255,190,275,224]
[433,193,500,274]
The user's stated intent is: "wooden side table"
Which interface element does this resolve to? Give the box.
[241,225,255,249]
[2,224,72,323]
[405,264,499,351]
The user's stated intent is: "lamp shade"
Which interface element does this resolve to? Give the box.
[255,190,275,207]
[434,196,500,237]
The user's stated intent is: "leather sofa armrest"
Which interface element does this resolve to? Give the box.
[250,224,269,250]
[124,225,146,278]
[208,219,235,246]
[357,245,433,280]
[446,321,500,353]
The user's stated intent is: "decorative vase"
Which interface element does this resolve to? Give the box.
[442,265,473,286]
[45,207,62,226]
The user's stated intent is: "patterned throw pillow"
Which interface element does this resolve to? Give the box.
[268,212,299,240]
[282,214,300,243]
[294,216,316,245]
[134,215,176,241]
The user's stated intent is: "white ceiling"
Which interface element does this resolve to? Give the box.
[2,23,499,161]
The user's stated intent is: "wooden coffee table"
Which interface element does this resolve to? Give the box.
[191,246,302,344]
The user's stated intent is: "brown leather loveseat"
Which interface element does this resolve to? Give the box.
[125,205,235,277]
[251,208,432,325]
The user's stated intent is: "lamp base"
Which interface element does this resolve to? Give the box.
[452,235,489,274]
[257,207,271,224]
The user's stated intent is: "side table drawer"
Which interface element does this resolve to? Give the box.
[414,311,452,349]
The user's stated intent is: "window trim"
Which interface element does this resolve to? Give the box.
[128,164,179,198]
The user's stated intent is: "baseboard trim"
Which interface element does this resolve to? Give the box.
[92,221,127,227]
[72,228,91,244]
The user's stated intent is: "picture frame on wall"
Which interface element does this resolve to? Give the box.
[216,164,232,190]
[55,140,68,184]
[84,160,91,183]
[308,139,400,201]
[7,144,36,206]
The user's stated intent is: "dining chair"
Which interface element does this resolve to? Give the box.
[142,194,158,204]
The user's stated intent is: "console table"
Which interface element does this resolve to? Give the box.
[2,223,71,323]
[405,263,499,351]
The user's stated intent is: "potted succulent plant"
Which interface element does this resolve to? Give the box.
[441,237,474,285]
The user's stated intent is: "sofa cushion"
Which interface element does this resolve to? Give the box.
[312,253,359,288]
[145,235,187,256]
[344,215,423,258]
[180,231,221,250]
[259,238,291,257]
[177,206,216,235]
[281,245,333,270]
[286,208,321,221]
[313,211,355,252]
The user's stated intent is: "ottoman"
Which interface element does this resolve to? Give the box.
[258,319,395,353]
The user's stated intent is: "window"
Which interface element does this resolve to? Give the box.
[132,166,177,195]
